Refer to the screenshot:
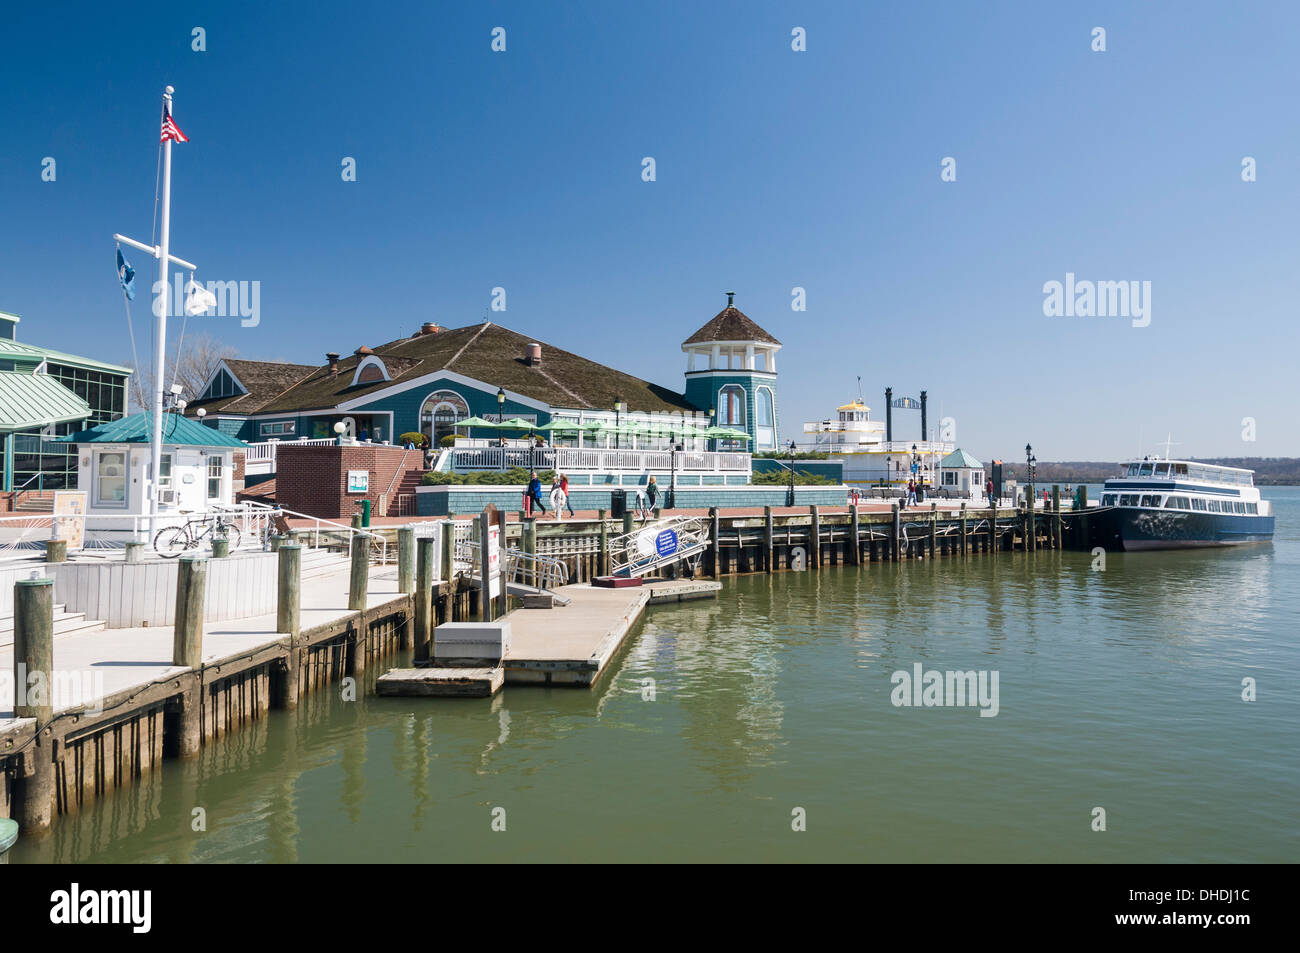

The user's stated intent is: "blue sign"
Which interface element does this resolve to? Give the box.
[655,529,679,557]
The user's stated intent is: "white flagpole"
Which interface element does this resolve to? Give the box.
[150,85,175,540]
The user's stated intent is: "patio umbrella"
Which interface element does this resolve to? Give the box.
[455,416,499,428]
[497,417,535,430]
[706,426,751,440]
[536,420,581,431]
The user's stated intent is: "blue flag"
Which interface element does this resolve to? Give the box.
[116,249,136,300]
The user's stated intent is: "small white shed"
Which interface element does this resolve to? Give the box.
[939,448,985,498]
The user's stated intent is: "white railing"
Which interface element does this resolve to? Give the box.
[449,446,751,475]
[244,437,340,472]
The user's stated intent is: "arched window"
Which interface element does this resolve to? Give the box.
[419,390,470,445]
[755,387,776,449]
[718,385,746,427]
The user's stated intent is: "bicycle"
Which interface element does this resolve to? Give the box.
[153,512,243,558]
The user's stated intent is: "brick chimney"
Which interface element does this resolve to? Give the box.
[420,322,439,335]
[326,352,340,373]
[525,342,542,367]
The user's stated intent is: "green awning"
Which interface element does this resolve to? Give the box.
[0,372,92,433]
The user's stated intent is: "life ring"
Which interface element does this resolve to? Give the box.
[549,487,566,510]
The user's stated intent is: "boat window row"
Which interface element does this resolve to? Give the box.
[1123,462,1252,485]
[1102,493,1258,514]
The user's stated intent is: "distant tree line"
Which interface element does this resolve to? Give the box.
[1000,459,1300,485]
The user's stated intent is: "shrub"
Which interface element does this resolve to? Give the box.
[399,432,427,448]
[439,434,458,448]
[421,467,556,486]
[750,469,836,486]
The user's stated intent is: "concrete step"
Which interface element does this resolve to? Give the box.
[0,608,107,648]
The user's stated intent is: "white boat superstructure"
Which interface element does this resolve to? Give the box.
[796,399,954,486]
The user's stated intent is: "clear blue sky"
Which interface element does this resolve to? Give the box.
[2,1,1297,461]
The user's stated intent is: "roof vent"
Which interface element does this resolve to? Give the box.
[355,345,374,356]
[326,352,340,373]
[420,322,440,335]
[525,342,542,367]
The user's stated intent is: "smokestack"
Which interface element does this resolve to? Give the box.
[885,387,893,443]
[326,352,340,373]
[525,342,542,367]
[920,390,928,442]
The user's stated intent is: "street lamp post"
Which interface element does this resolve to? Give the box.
[1025,443,1037,507]
[614,397,624,451]
[786,440,797,508]
[496,386,506,466]
[668,441,680,509]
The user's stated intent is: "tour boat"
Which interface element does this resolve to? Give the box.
[1099,458,1274,550]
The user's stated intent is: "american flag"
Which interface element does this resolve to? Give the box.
[160,101,189,144]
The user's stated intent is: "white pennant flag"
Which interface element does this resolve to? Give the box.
[185,278,217,316]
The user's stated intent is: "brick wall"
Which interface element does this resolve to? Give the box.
[277,443,422,519]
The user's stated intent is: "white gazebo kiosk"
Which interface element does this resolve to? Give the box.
[61,411,245,539]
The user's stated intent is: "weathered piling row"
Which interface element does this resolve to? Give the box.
[515,503,1097,579]
[1,554,490,832]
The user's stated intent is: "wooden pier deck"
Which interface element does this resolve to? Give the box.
[0,563,404,732]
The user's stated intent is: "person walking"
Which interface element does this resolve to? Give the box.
[527,470,547,516]
[986,477,995,504]
[559,472,575,518]
[905,479,917,508]
[643,475,659,522]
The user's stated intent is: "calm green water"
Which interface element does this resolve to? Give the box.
[13,489,1300,863]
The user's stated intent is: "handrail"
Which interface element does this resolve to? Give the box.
[379,448,416,514]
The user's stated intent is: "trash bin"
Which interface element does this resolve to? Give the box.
[915,485,926,503]
[610,488,628,519]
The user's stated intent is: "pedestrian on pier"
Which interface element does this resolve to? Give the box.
[643,476,660,520]
[528,470,547,516]
[905,479,917,508]
[559,473,575,518]
[986,477,995,504]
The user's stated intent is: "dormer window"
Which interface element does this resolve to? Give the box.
[352,355,391,386]
[203,365,245,400]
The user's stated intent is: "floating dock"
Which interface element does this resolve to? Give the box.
[379,578,720,696]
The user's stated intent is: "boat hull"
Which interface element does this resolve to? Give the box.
[1109,508,1274,551]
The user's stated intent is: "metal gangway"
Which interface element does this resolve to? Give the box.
[609,515,711,578]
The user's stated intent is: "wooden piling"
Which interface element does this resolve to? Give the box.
[959,503,968,557]
[275,544,301,709]
[810,505,821,568]
[497,509,509,616]
[1052,485,1061,549]
[173,558,206,759]
[441,519,455,586]
[173,557,206,670]
[891,504,901,561]
[277,544,301,638]
[124,541,145,563]
[709,508,720,578]
[622,509,634,537]
[764,506,774,573]
[397,526,415,594]
[414,536,434,662]
[929,503,938,558]
[14,578,55,832]
[44,539,67,563]
[598,509,610,577]
[849,502,860,565]
[349,532,370,612]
